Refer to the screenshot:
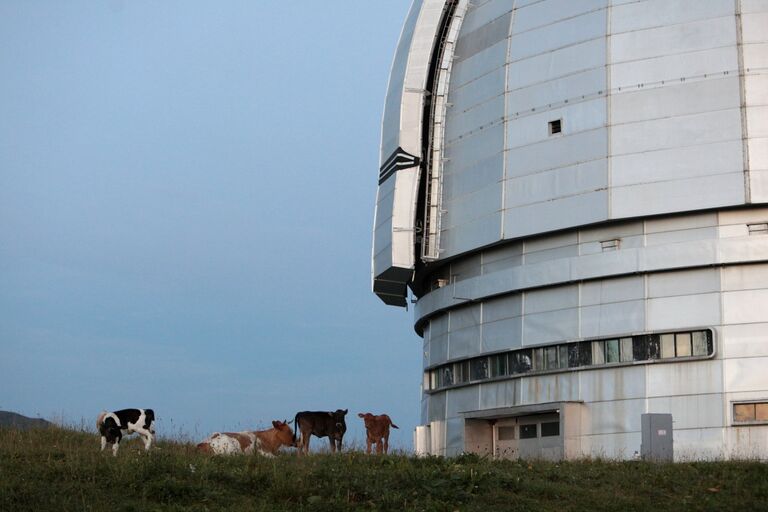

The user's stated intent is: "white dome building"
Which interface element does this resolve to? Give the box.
[373,0,768,460]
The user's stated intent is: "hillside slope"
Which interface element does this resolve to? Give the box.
[1,427,767,511]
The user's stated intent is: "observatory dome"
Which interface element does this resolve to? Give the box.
[373,0,768,460]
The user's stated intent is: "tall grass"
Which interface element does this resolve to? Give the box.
[1,426,766,511]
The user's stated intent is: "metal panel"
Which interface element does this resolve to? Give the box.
[646,360,723,398]
[587,399,644,435]
[611,0,734,34]
[479,380,519,409]
[441,151,504,200]
[440,212,502,259]
[647,293,721,331]
[724,357,768,392]
[506,99,607,150]
[611,109,743,157]
[454,11,512,63]
[611,77,741,125]
[504,160,608,209]
[523,308,579,345]
[580,300,645,338]
[723,289,768,325]
[581,276,645,306]
[581,432,641,460]
[509,9,606,61]
[611,173,745,220]
[441,182,503,229]
[507,38,607,91]
[722,263,768,291]
[505,127,608,178]
[648,268,720,298]
[448,326,481,359]
[445,96,505,142]
[428,391,447,423]
[611,16,736,64]
[447,386,481,417]
[611,140,744,188]
[482,293,523,323]
[519,374,579,404]
[647,394,725,430]
[451,39,507,89]
[444,123,505,174]
[445,417,466,456]
[579,366,647,402]
[513,0,605,33]
[460,0,513,35]
[482,317,523,352]
[722,323,768,358]
[609,46,739,90]
[524,285,579,314]
[506,67,605,115]
[503,190,609,239]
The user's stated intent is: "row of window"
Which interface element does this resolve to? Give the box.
[498,421,561,440]
[427,330,713,390]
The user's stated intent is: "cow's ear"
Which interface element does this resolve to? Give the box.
[272,420,280,428]
[358,413,364,418]
[343,409,348,415]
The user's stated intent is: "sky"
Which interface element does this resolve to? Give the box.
[0,0,422,449]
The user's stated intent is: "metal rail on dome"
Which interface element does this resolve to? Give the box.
[421,0,468,262]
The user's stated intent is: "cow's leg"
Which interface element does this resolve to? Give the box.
[301,430,311,455]
[112,439,120,457]
[336,438,343,453]
[328,437,336,453]
[365,438,372,454]
[141,431,154,451]
[100,436,107,452]
[376,439,384,455]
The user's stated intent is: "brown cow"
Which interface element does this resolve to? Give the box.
[197,420,295,456]
[358,413,399,454]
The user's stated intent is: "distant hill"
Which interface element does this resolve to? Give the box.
[0,411,53,430]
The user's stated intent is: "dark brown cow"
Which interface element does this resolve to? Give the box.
[358,413,399,454]
[293,409,347,454]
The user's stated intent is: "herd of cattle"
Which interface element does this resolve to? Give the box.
[96,408,399,457]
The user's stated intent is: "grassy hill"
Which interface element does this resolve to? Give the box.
[1,426,766,511]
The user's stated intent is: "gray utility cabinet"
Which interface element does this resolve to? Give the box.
[641,414,673,462]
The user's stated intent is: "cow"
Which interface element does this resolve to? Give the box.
[96,408,155,456]
[196,420,295,456]
[358,413,399,454]
[293,409,348,454]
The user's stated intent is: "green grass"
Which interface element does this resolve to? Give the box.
[1,426,766,511]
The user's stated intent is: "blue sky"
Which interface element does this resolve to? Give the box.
[0,0,421,448]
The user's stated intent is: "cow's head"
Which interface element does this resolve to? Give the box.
[332,409,348,437]
[271,420,296,447]
[358,412,375,428]
[103,420,122,444]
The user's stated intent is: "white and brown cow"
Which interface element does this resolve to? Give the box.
[358,413,399,454]
[97,408,156,456]
[196,420,295,456]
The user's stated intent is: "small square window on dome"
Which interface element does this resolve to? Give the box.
[549,119,562,135]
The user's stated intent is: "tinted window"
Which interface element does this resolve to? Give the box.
[520,424,537,439]
[541,422,560,437]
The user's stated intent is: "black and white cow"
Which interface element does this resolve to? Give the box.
[97,408,156,456]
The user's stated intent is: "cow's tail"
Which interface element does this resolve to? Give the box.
[96,411,108,432]
[292,413,300,444]
[388,415,399,429]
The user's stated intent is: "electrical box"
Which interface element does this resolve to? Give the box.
[641,413,673,462]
